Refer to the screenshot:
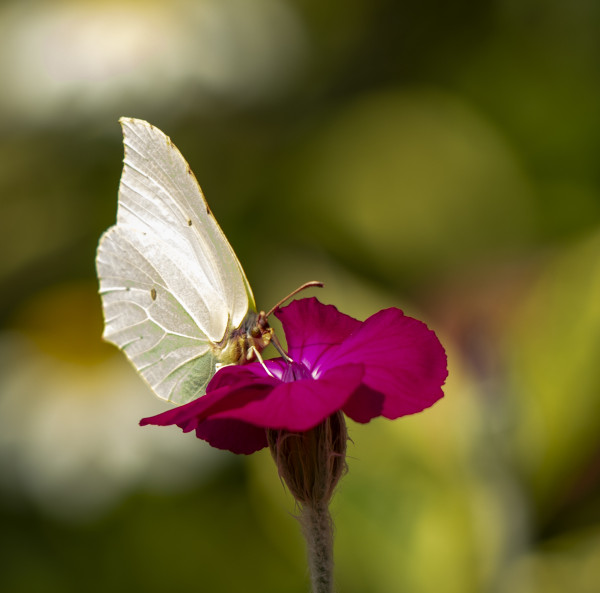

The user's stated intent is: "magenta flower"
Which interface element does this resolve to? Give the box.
[140,297,447,455]
[141,296,447,593]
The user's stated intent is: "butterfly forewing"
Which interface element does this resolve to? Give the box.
[96,118,257,404]
[118,118,255,326]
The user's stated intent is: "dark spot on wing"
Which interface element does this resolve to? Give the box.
[186,164,192,175]
[150,288,157,301]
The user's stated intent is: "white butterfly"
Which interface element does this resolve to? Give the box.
[96,118,274,405]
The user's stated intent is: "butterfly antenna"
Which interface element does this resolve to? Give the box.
[265,281,323,318]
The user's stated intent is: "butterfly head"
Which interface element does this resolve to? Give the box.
[246,310,274,361]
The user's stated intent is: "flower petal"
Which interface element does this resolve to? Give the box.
[207,363,274,390]
[322,308,447,418]
[194,418,268,454]
[140,368,276,432]
[275,298,361,370]
[342,384,385,423]
[212,363,365,432]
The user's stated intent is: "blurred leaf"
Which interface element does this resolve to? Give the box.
[508,229,600,526]
[285,87,535,288]
[499,526,600,593]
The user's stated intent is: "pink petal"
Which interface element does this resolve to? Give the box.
[141,366,278,454]
[275,298,361,369]
[342,384,384,423]
[322,308,447,419]
[140,369,277,430]
[194,419,268,454]
[207,363,274,390]
[212,364,365,432]
[140,400,206,431]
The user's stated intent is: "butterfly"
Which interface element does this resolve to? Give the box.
[96,118,276,405]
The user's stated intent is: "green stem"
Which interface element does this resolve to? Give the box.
[300,502,335,593]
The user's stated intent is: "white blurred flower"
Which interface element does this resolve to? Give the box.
[0,283,223,520]
[0,0,307,124]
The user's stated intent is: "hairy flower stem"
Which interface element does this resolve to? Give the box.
[267,412,347,593]
[300,502,335,593]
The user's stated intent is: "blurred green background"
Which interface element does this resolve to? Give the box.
[1,0,600,591]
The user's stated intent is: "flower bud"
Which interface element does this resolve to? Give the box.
[267,411,347,507]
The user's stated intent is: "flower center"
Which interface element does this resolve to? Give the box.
[281,361,311,383]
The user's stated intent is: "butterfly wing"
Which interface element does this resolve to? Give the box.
[96,118,256,404]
